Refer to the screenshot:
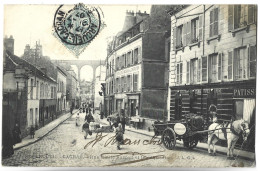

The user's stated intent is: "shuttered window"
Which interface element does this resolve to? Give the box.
[197,58,201,83]
[228,51,233,80]
[218,53,222,80]
[198,15,203,40]
[190,59,197,84]
[210,8,219,37]
[191,17,199,43]
[249,45,256,78]
[176,63,183,85]
[176,25,183,48]
[186,61,190,84]
[133,74,138,91]
[233,47,247,80]
[202,56,208,82]
[228,5,256,31]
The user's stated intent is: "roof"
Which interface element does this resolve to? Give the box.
[5,50,57,84]
[57,66,67,77]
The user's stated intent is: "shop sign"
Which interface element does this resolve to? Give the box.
[233,88,256,98]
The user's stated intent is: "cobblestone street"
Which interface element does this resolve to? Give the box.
[2,112,255,167]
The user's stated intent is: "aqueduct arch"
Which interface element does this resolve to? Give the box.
[52,59,105,82]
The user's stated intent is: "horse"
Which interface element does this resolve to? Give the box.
[207,119,250,159]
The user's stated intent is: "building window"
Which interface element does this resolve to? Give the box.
[197,58,201,83]
[191,17,199,43]
[249,45,256,78]
[228,5,256,31]
[176,25,183,48]
[209,54,218,82]
[202,56,208,82]
[210,8,219,37]
[30,79,33,99]
[228,51,233,80]
[190,59,197,84]
[36,81,39,99]
[127,75,130,92]
[118,78,121,93]
[30,108,33,126]
[124,76,127,92]
[176,63,183,85]
[234,47,247,80]
[186,61,190,84]
[134,48,138,64]
[133,74,138,91]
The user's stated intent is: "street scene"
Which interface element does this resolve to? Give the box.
[2,110,255,167]
[2,4,257,168]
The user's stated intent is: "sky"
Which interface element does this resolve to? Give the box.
[4,4,151,61]
[4,4,151,81]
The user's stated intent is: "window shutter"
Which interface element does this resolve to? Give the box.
[210,10,214,37]
[197,58,201,83]
[218,53,222,80]
[199,15,203,40]
[172,27,176,49]
[180,63,183,84]
[186,61,190,84]
[202,56,207,82]
[248,5,255,24]
[183,23,187,46]
[177,63,180,84]
[249,45,256,78]
[186,22,191,45]
[138,47,141,63]
[228,5,234,31]
[214,8,219,35]
[233,50,238,80]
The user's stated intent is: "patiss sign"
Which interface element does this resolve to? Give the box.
[233,88,255,98]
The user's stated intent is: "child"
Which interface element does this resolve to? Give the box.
[115,123,124,150]
[76,113,80,126]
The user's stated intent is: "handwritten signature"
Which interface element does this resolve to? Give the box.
[84,132,163,149]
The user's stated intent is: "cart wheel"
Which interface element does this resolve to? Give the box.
[183,138,198,149]
[162,128,176,150]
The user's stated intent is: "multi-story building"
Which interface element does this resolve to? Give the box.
[167,5,256,150]
[56,66,67,115]
[3,49,57,136]
[105,6,173,129]
[66,70,80,109]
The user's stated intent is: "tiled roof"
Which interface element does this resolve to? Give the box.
[5,50,57,83]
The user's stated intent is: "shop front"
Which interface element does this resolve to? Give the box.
[169,80,256,151]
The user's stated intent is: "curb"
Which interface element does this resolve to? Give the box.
[14,111,77,150]
[126,128,255,161]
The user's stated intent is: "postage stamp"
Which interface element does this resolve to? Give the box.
[53,3,105,57]
[54,4,101,45]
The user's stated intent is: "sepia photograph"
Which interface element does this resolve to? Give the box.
[1,0,258,168]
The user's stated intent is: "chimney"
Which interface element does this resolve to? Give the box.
[4,35,14,54]
[122,10,136,31]
[136,10,149,23]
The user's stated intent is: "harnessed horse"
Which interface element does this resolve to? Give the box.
[207,119,250,159]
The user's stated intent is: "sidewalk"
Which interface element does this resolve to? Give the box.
[93,112,255,161]
[13,110,78,150]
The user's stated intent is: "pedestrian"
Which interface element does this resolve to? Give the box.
[76,113,80,126]
[30,126,35,138]
[82,121,90,139]
[70,106,73,114]
[115,123,124,150]
[113,114,121,128]
[12,123,21,144]
[121,115,126,134]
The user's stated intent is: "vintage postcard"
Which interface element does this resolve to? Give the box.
[1,1,258,168]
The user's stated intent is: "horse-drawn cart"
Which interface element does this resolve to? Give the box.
[152,113,207,149]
